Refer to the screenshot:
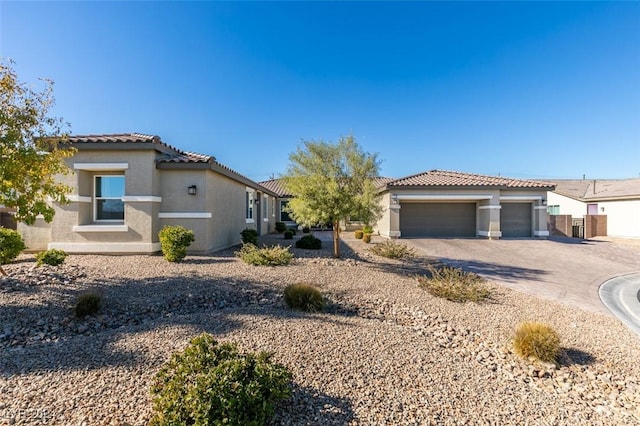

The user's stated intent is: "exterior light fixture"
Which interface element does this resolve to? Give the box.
[391,194,398,204]
[541,199,547,206]
[188,185,197,196]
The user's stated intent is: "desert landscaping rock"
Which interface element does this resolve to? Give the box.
[1,233,639,425]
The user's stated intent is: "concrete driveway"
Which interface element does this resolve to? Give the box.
[403,237,640,315]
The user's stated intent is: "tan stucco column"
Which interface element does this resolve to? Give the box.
[388,204,401,238]
[478,204,502,239]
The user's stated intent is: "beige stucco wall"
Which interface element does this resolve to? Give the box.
[547,192,586,217]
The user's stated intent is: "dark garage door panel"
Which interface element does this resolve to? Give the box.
[400,203,476,237]
[501,203,532,237]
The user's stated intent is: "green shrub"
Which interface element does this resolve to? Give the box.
[417,266,490,303]
[149,333,292,426]
[236,244,293,266]
[241,228,259,245]
[362,233,372,244]
[275,222,287,233]
[354,230,364,239]
[295,235,322,250]
[283,283,325,312]
[158,225,195,262]
[35,248,67,266]
[0,228,26,264]
[302,226,310,234]
[75,292,102,318]
[283,230,294,240]
[362,225,373,234]
[513,322,561,363]
[287,227,297,235]
[370,240,416,259]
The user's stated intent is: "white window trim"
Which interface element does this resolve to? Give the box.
[262,195,269,221]
[68,195,92,203]
[73,225,129,232]
[74,163,129,171]
[122,196,162,203]
[94,175,125,223]
[245,189,255,222]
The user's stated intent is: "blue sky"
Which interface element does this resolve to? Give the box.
[1,1,639,182]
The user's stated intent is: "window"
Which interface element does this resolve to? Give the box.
[263,195,269,220]
[245,190,254,222]
[587,203,598,215]
[547,205,560,215]
[280,200,292,222]
[95,175,125,221]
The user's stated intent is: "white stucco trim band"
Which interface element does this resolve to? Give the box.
[478,230,503,237]
[73,225,129,232]
[68,195,92,203]
[74,163,129,171]
[534,206,548,210]
[396,194,493,201]
[478,205,502,210]
[159,212,212,219]
[123,196,162,203]
[534,230,550,237]
[48,242,161,253]
[500,195,543,201]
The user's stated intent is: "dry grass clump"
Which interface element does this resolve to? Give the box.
[75,292,102,318]
[416,266,490,303]
[513,321,561,363]
[369,240,416,259]
[283,283,325,312]
[236,244,293,266]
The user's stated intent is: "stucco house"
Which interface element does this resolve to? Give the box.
[547,178,640,238]
[376,170,554,239]
[261,171,554,239]
[258,178,296,228]
[18,133,278,253]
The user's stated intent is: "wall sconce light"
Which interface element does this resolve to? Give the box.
[391,194,398,204]
[541,199,547,206]
[600,206,605,213]
[188,185,197,196]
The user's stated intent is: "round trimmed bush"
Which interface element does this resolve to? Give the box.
[362,233,372,244]
[149,333,292,426]
[159,225,195,262]
[35,248,67,266]
[0,228,26,264]
[241,228,259,245]
[295,235,322,250]
[275,222,287,233]
[283,230,294,240]
[513,321,560,363]
[354,230,364,239]
[284,283,325,312]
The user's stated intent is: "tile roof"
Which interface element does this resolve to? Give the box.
[68,133,270,191]
[69,133,213,163]
[259,179,291,197]
[385,170,555,189]
[550,179,640,201]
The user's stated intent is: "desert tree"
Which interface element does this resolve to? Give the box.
[282,135,382,257]
[0,59,74,273]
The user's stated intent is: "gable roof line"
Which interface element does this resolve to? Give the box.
[383,169,555,189]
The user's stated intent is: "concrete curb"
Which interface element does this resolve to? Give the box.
[599,272,640,337]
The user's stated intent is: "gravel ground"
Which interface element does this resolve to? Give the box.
[1,233,639,425]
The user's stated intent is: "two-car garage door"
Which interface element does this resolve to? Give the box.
[399,202,533,238]
[400,203,477,237]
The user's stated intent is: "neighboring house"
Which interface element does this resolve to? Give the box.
[547,178,640,238]
[376,170,554,239]
[18,133,278,253]
[0,206,17,229]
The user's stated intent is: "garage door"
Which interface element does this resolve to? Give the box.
[500,203,532,237]
[400,203,476,237]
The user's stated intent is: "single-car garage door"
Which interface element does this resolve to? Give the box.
[400,203,476,237]
[500,203,532,237]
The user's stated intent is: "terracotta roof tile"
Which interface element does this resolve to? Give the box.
[386,170,554,189]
